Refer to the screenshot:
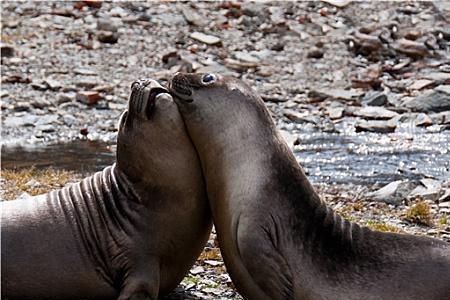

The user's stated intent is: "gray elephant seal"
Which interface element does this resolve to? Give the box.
[169,72,450,300]
[1,79,212,300]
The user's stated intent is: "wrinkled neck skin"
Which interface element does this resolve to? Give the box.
[184,101,450,300]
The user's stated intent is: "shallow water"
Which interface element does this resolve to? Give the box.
[1,122,449,186]
[290,120,450,185]
[1,140,115,175]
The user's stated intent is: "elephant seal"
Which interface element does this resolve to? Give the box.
[1,79,212,300]
[169,72,450,300]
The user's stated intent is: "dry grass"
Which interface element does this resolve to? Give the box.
[364,220,403,233]
[405,201,433,226]
[1,167,75,200]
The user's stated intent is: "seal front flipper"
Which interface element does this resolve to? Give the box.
[117,262,160,300]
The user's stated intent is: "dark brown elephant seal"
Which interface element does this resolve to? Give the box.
[169,72,450,300]
[1,79,212,300]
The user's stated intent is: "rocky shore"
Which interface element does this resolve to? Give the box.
[1,1,449,299]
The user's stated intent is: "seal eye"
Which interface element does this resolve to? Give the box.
[202,73,216,84]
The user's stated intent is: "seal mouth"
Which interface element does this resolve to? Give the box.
[130,79,170,118]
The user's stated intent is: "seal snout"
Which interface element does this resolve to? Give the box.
[129,78,171,118]
[168,73,194,102]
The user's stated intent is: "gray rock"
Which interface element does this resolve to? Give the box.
[355,119,397,133]
[13,102,31,112]
[57,92,76,104]
[1,43,15,58]
[362,91,387,106]
[4,115,39,127]
[326,107,344,119]
[435,85,450,95]
[182,7,206,26]
[190,32,222,45]
[234,51,260,63]
[414,113,433,127]
[98,31,119,44]
[393,38,428,58]
[354,107,399,120]
[31,99,52,109]
[309,88,364,101]
[241,2,266,17]
[430,111,450,125]
[45,78,62,91]
[404,89,450,112]
[409,179,442,201]
[62,114,77,126]
[97,18,118,32]
[366,180,416,205]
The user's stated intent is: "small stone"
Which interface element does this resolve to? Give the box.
[74,68,97,76]
[326,107,344,119]
[435,85,450,95]
[75,79,98,89]
[409,179,442,201]
[45,78,62,91]
[57,92,76,104]
[190,32,222,46]
[39,124,56,133]
[1,43,15,58]
[404,89,450,113]
[189,266,204,275]
[97,18,118,32]
[408,79,434,91]
[362,92,387,106]
[393,38,428,58]
[31,99,51,109]
[355,119,397,133]
[283,109,317,124]
[354,107,399,120]
[306,47,324,59]
[31,82,48,91]
[63,114,77,126]
[25,179,41,188]
[321,0,352,7]
[309,88,363,101]
[366,180,416,205]
[234,51,260,63]
[414,113,433,127]
[3,75,31,84]
[98,31,119,44]
[182,7,206,26]
[204,260,223,266]
[13,102,30,112]
[76,91,102,105]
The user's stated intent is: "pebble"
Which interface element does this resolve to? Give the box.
[355,119,397,133]
[76,91,102,105]
[57,92,76,104]
[1,43,15,58]
[97,18,118,32]
[362,92,387,106]
[190,32,222,45]
[326,107,344,119]
[306,47,324,59]
[404,89,450,112]
[354,107,399,120]
[98,31,119,44]
[393,38,428,58]
[366,180,416,205]
[414,113,433,127]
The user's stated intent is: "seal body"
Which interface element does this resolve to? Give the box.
[169,72,450,300]
[1,79,212,300]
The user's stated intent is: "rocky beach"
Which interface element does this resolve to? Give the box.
[1,1,449,299]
